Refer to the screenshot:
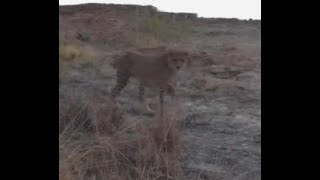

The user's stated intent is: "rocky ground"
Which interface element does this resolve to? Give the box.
[59,3,261,180]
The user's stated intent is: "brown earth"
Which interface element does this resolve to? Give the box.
[59,3,261,180]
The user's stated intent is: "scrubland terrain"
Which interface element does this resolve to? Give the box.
[59,3,261,180]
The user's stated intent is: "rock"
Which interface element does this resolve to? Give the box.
[76,31,91,42]
[210,65,242,79]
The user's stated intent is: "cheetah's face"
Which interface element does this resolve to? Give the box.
[167,50,189,72]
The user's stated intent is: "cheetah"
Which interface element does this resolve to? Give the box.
[110,48,189,115]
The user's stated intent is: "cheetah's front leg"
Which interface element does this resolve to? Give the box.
[110,71,130,106]
[138,84,155,113]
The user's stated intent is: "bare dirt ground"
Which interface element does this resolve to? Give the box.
[59,3,261,180]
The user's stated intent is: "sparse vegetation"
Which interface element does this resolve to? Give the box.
[205,30,235,37]
[60,3,261,180]
[59,42,99,61]
[59,97,183,180]
[132,8,193,47]
[59,42,82,61]
[205,85,219,93]
[59,42,105,83]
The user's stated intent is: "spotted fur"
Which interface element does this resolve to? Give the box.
[110,49,189,114]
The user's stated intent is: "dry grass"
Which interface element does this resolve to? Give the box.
[59,96,183,180]
[132,12,193,48]
[59,42,106,83]
[59,42,82,61]
[59,42,99,61]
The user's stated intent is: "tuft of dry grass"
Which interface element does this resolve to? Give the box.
[59,96,183,180]
[59,42,99,61]
[59,42,82,61]
[59,42,106,83]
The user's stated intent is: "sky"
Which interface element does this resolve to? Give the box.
[59,0,261,20]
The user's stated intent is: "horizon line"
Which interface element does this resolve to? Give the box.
[59,2,261,20]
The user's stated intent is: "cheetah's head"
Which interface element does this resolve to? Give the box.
[167,50,189,72]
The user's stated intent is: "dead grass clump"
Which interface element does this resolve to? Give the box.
[88,98,125,135]
[151,115,182,153]
[59,42,99,61]
[125,116,183,179]
[59,42,82,61]
[59,97,183,179]
[59,97,92,135]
